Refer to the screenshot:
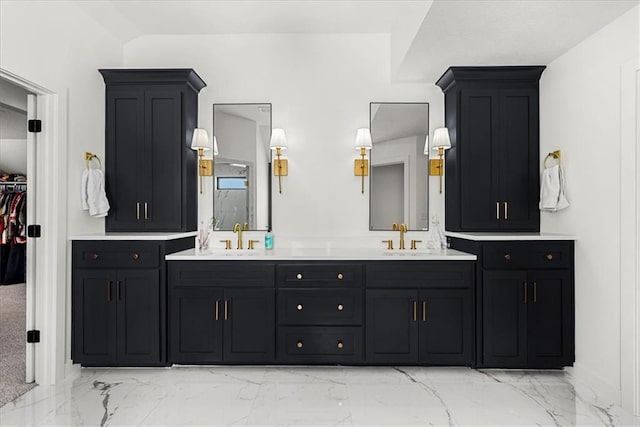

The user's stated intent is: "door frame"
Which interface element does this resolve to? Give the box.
[619,56,640,415]
[0,67,66,386]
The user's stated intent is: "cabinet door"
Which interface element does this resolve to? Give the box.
[223,288,275,363]
[143,88,183,231]
[482,271,527,367]
[459,89,500,230]
[170,288,223,363]
[366,290,418,363]
[498,89,539,231]
[116,269,161,365]
[527,271,572,367]
[105,86,145,232]
[72,269,117,365]
[418,289,472,365]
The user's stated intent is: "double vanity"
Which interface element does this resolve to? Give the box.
[71,66,575,371]
[71,234,574,370]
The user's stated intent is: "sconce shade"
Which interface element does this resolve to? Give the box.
[270,128,288,150]
[354,128,373,150]
[212,135,219,156]
[431,127,452,151]
[191,128,211,150]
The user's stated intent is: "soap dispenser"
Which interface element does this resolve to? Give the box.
[264,229,274,250]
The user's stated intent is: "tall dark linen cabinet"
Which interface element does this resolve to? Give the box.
[436,66,545,232]
[99,69,206,232]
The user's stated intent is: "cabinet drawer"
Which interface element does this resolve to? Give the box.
[278,289,362,325]
[483,242,572,270]
[277,264,362,287]
[366,261,473,289]
[73,241,160,269]
[169,261,275,287]
[278,326,363,363]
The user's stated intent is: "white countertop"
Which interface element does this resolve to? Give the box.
[69,232,197,241]
[166,247,476,261]
[445,231,576,241]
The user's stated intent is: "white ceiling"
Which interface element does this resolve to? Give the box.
[74,0,639,83]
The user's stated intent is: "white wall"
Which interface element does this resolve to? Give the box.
[124,34,445,245]
[540,5,640,405]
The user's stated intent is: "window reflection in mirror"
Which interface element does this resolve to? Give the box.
[369,102,429,231]
[212,103,272,231]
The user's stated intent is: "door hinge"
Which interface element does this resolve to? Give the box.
[27,225,41,238]
[27,330,40,343]
[28,119,42,133]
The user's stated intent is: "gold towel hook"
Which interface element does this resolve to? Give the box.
[84,152,103,169]
[543,150,561,169]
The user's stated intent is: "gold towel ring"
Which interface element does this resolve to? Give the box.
[84,152,103,169]
[543,150,561,169]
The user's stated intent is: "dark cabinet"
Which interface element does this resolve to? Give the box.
[450,238,575,368]
[168,262,276,364]
[436,66,545,232]
[365,262,474,365]
[71,238,193,367]
[100,69,206,232]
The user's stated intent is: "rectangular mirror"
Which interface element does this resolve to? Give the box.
[213,103,272,231]
[369,102,429,230]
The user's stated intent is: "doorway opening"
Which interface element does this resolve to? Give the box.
[0,78,36,406]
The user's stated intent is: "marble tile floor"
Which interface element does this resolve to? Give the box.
[1,366,638,426]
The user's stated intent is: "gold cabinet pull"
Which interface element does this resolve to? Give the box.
[224,300,229,320]
[496,202,500,219]
[117,280,122,301]
[337,273,344,280]
[504,253,511,261]
[546,253,553,261]
[296,304,303,311]
[136,202,140,220]
[296,273,303,280]
[337,341,344,349]
[413,300,417,321]
[215,300,219,321]
[523,282,527,303]
[504,202,508,220]
[132,252,139,260]
[106,281,111,302]
[296,341,303,349]
[533,282,537,303]
[422,301,426,321]
[337,304,344,311]
[91,252,99,260]
[144,202,149,220]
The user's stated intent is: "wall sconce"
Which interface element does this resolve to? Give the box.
[427,127,451,194]
[191,128,217,194]
[270,128,288,194]
[354,128,372,194]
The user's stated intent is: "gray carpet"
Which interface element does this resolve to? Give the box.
[0,283,36,407]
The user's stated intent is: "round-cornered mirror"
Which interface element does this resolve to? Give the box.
[369,102,429,231]
[212,103,272,231]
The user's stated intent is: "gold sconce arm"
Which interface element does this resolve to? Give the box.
[273,147,288,194]
[354,147,369,194]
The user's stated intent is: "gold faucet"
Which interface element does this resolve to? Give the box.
[392,223,408,250]
[232,223,248,249]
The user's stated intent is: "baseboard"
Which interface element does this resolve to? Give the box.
[569,362,621,406]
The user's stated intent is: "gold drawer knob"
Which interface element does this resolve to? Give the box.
[337,341,344,349]
[337,304,344,311]
[296,273,303,280]
[337,273,344,280]
[91,252,99,260]
[296,304,303,311]
[132,252,140,260]
[296,341,303,349]
[504,253,511,260]
[546,253,554,260]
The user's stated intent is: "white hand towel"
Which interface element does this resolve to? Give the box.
[86,168,110,217]
[539,164,569,212]
[81,168,90,210]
